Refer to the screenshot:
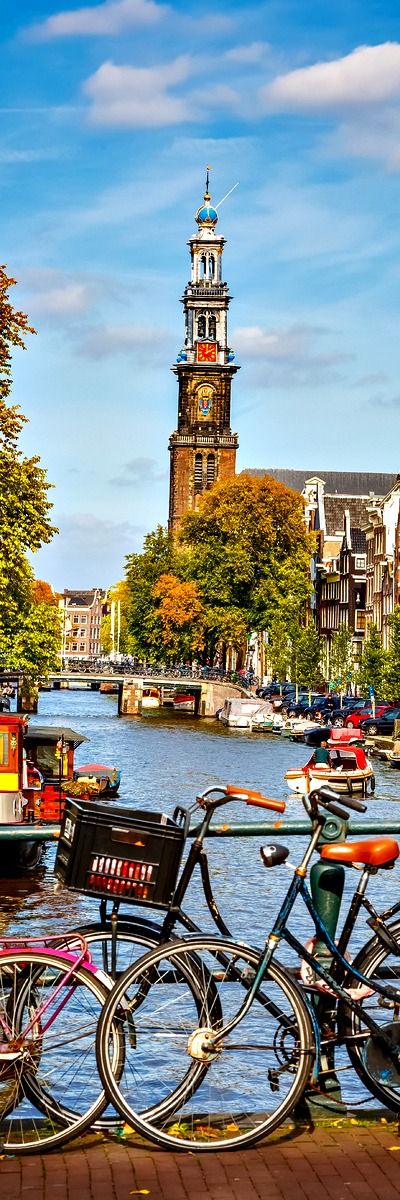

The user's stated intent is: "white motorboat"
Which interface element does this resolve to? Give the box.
[218,697,282,732]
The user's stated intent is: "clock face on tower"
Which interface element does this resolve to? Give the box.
[197,341,217,363]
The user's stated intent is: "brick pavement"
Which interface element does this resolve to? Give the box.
[2,1116,400,1200]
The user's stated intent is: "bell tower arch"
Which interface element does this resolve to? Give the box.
[168,170,239,533]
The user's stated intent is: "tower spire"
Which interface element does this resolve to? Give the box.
[168,176,239,533]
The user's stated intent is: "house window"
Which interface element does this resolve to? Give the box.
[206,454,216,487]
[355,556,366,570]
[194,453,203,493]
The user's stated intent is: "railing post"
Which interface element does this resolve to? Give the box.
[306,815,347,1109]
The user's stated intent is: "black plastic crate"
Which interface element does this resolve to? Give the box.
[54,798,188,908]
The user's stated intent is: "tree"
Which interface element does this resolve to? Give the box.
[266,618,291,685]
[0,266,58,679]
[125,527,175,659]
[358,624,386,699]
[33,579,58,605]
[291,623,324,695]
[101,581,130,655]
[153,574,205,660]
[179,474,313,661]
[384,608,400,702]
[329,625,354,692]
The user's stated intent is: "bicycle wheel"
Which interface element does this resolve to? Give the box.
[71,917,164,976]
[338,919,400,1111]
[97,934,315,1152]
[0,948,120,1153]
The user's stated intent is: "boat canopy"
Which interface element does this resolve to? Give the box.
[24,725,88,748]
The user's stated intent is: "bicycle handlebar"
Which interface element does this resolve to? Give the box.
[316,785,367,816]
[195,785,286,814]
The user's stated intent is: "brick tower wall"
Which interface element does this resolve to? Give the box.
[169,444,236,533]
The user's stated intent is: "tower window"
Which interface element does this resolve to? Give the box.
[208,314,216,339]
[206,454,216,487]
[194,453,203,493]
[200,255,207,279]
[197,314,206,339]
[208,254,215,280]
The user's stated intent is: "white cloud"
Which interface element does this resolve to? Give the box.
[31,513,144,590]
[262,43,400,112]
[84,58,192,127]
[225,42,269,65]
[110,456,166,486]
[77,322,168,357]
[20,267,111,319]
[0,148,63,163]
[27,0,166,41]
[325,108,400,170]
[233,323,353,388]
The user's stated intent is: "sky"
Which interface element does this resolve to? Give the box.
[3,1,400,589]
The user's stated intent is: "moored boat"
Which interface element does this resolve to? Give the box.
[74,763,121,795]
[172,693,196,713]
[285,740,375,797]
[219,697,282,732]
[142,687,160,709]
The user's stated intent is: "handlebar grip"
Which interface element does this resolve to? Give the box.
[224,785,285,813]
[246,794,286,813]
[342,794,367,813]
[323,800,351,820]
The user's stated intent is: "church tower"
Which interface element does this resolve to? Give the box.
[168,171,239,533]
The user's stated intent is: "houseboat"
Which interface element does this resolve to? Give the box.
[0,717,122,873]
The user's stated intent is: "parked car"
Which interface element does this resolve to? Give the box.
[286,693,322,717]
[359,708,400,736]
[303,697,341,720]
[256,682,296,700]
[344,703,392,729]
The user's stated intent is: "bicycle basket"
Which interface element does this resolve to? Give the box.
[54,798,189,908]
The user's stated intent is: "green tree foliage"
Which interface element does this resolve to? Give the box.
[179,474,313,658]
[124,477,313,664]
[329,625,354,692]
[100,581,130,655]
[266,618,291,685]
[358,624,387,699]
[0,266,59,678]
[153,573,205,660]
[384,608,400,702]
[125,527,175,658]
[291,622,324,694]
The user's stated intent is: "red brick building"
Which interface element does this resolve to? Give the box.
[168,173,239,532]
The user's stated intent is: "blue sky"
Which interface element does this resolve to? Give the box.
[3,1,400,589]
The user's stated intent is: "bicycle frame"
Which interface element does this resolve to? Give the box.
[208,816,400,1067]
[95,792,240,975]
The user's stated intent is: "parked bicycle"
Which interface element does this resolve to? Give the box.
[60,785,286,976]
[0,934,122,1153]
[95,785,400,1152]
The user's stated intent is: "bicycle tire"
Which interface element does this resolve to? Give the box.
[96,934,315,1152]
[338,919,400,1111]
[0,948,120,1153]
[71,918,164,976]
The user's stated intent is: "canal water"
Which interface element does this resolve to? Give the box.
[1,689,400,1108]
[1,687,399,942]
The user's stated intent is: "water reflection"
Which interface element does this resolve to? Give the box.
[0,689,399,953]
